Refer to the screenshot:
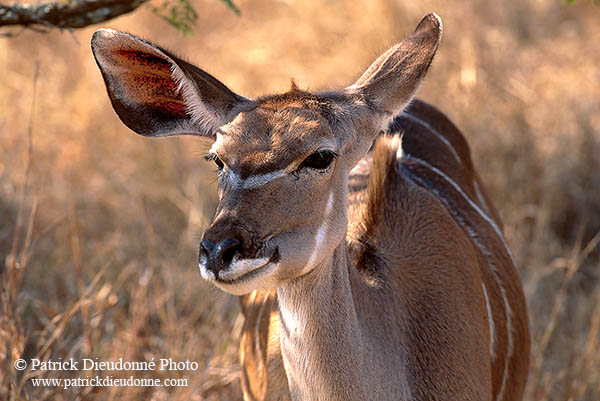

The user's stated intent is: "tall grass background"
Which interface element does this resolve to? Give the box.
[1,0,599,399]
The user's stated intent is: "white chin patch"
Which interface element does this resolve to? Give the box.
[219,256,271,281]
[198,256,278,295]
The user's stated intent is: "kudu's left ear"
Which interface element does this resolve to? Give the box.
[346,13,442,125]
[91,29,247,138]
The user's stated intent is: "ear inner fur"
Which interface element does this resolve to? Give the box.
[91,29,245,138]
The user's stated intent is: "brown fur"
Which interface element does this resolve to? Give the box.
[92,13,530,401]
[240,101,530,400]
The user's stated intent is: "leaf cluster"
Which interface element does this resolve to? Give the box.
[152,0,240,35]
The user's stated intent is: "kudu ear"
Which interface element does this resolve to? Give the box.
[346,13,442,124]
[91,29,246,138]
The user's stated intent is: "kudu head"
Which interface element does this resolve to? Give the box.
[91,14,442,295]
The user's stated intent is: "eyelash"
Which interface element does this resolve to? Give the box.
[204,149,337,178]
[297,150,337,171]
[204,153,224,170]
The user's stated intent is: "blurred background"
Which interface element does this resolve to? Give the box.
[1,0,599,400]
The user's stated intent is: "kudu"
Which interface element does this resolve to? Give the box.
[92,13,530,401]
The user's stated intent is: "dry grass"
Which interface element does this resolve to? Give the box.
[1,0,599,400]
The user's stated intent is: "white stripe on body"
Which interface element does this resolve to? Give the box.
[402,154,515,401]
[403,155,515,265]
[481,282,496,360]
[473,178,492,216]
[401,113,462,164]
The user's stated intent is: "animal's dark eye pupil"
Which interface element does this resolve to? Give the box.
[299,150,335,170]
[214,157,224,170]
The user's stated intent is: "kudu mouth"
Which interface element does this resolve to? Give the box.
[212,247,280,284]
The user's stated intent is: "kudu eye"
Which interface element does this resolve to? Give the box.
[299,150,336,171]
[205,153,224,170]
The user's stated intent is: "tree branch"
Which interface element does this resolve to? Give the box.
[0,0,149,30]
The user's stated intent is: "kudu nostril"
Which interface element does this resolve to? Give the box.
[200,240,215,258]
[200,238,242,275]
[220,239,241,266]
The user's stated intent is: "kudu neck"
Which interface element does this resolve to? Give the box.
[276,242,372,401]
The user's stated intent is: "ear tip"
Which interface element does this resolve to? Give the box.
[91,29,128,55]
[416,13,443,39]
[91,29,162,63]
[92,28,120,44]
[91,29,143,52]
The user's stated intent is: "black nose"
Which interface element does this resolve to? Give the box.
[200,238,242,275]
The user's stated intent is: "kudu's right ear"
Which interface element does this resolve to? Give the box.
[91,29,247,138]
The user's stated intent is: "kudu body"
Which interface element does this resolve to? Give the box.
[92,13,530,401]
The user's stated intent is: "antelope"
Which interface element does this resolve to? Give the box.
[92,13,530,401]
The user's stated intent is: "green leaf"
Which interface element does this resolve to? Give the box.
[220,0,241,15]
[152,0,197,35]
[152,0,241,35]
